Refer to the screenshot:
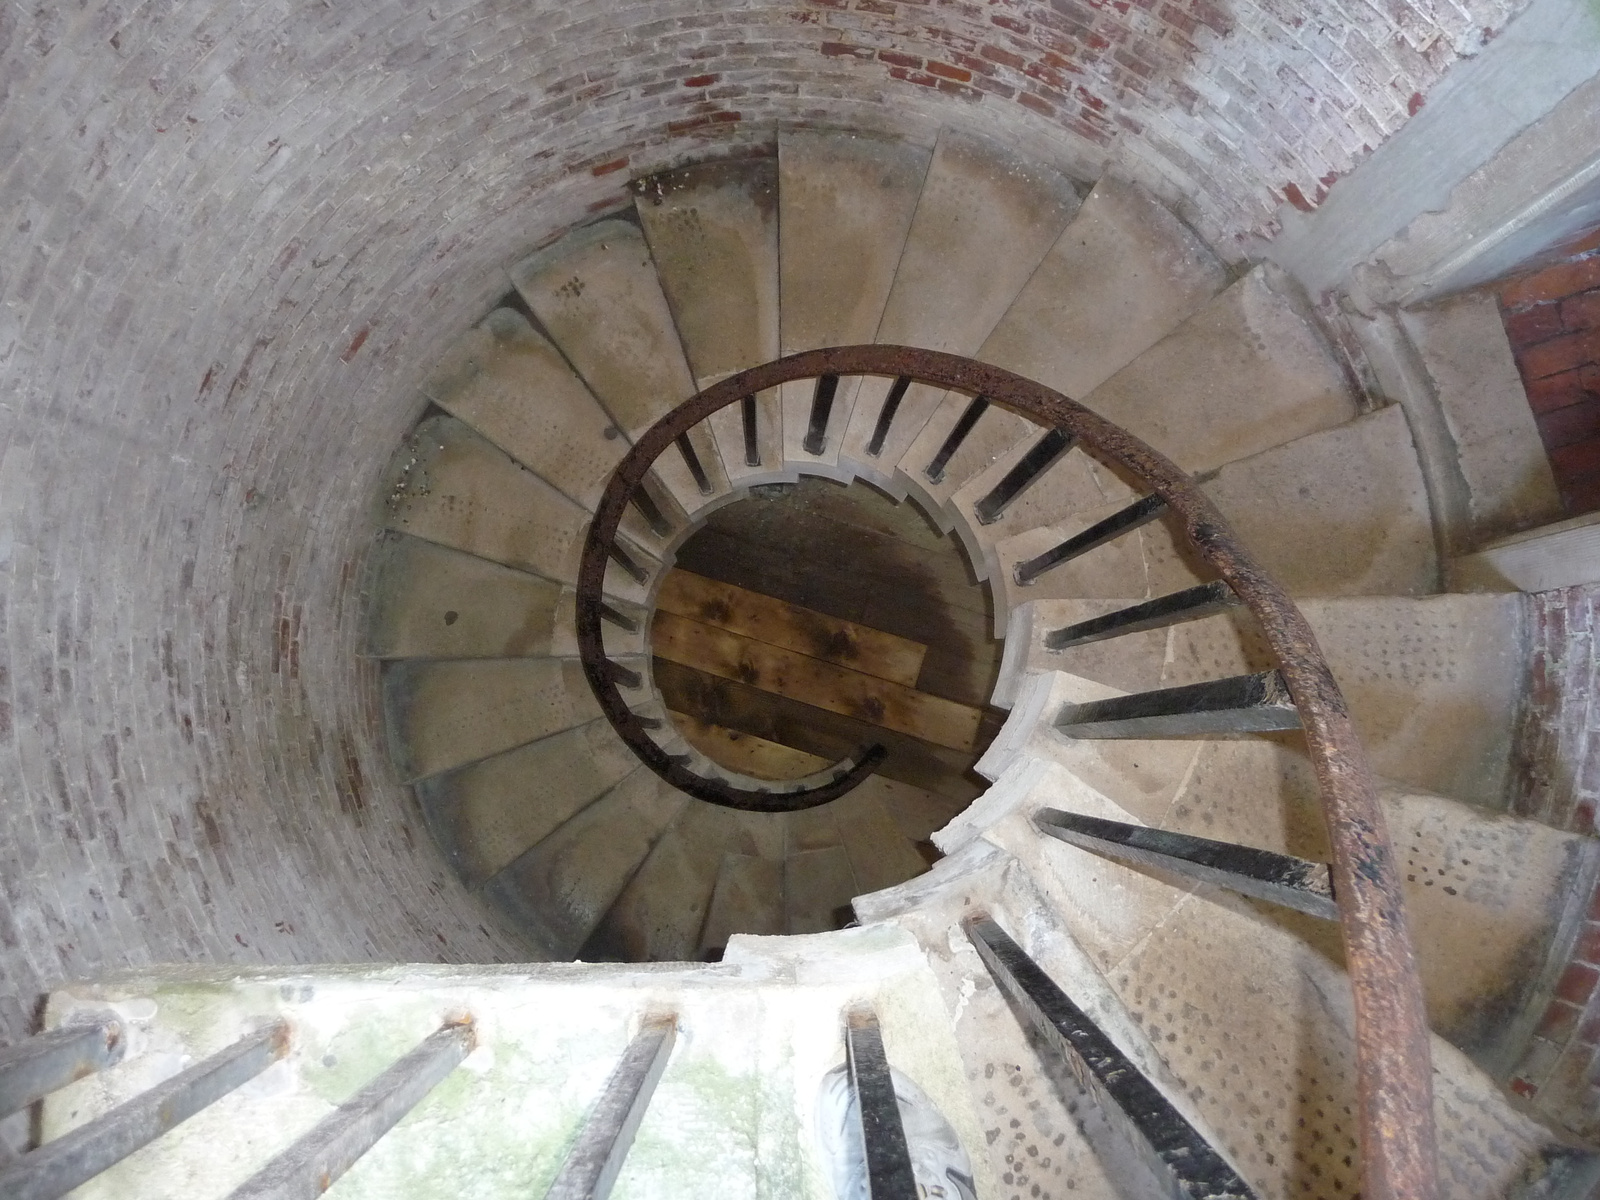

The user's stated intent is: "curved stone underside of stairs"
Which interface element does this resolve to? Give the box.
[364,127,1600,1196]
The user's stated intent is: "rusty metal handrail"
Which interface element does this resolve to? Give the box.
[575,345,1436,1199]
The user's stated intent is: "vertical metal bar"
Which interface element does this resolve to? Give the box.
[1054,670,1302,738]
[674,433,714,495]
[0,1023,124,1120]
[597,602,639,633]
[741,395,761,467]
[923,396,988,483]
[973,428,1075,524]
[1013,493,1167,586]
[1035,808,1338,919]
[607,542,649,585]
[228,1021,473,1200]
[803,375,840,456]
[605,660,643,690]
[1044,580,1241,650]
[545,1016,677,1200]
[629,488,672,539]
[965,917,1256,1199]
[865,376,912,457]
[844,1009,918,1200]
[0,1022,290,1200]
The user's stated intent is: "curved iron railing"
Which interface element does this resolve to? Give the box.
[575,345,1437,1200]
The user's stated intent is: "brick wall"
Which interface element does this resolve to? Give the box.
[0,0,1532,1057]
[1499,228,1600,514]
[1507,586,1600,1138]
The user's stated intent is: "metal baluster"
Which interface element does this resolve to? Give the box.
[1013,493,1167,586]
[0,1022,124,1121]
[607,542,649,586]
[973,428,1075,524]
[545,1016,677,1200]
[843,1009,918,1200]
[605,660,643,690]
[0,1022,289,1200]
[923,396,988,484]
[1035,808,1337,919]
[1056,670,1301,738]
[1044,580,1241,650]
[230,1021,474,1200]
[804,375,840,456]
[865,376,912,457]
[598,603,639,633]
[965,917,1256,1199]
[741,395,761,467]
[630,488,673,539]
[674,433,714,495]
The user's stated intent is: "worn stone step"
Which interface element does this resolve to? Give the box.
[383,656,601,783]
[583,800,786,961]
[1400,292,1562,543]
[381,413,592,587]
[776,129,932,481]
[899,175,1227,521]
[637,158,787,487]
[974,787,1588,1200]
[785,845,859,935]
[996,590,1527,810]
[832,128,1082,495]
[985,405,1437,635]
[422,307,628,511]
[413,714,639,887]
[697,853,786,958]
[479,767,689,958]
[831,785,931,897]
[512,220,731,515]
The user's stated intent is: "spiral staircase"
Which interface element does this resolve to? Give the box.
[9,127,1600,1199]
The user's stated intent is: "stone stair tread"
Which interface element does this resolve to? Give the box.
[898,173,1228,517]
[982,764,1584,1199]
[414,715,639,887]
[834,128,1082,493]
[1003,592,1526,807]
[1400,292,1562,542]
[366,535,573,660]
[697,853,786,958]
[637,158,786,487]
[784,845,858,935]
[383,656,601,783]
[480,767,689,958]
[511,220,730,514]
[381,413,593,586]
[1076,265,1358,476]
[777,129,932,480]
[422,307,627,510]
[830,786,930,895]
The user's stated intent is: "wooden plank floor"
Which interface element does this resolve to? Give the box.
[657,477,1006,806]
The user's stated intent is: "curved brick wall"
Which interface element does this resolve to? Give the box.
[0,0,1527,1044]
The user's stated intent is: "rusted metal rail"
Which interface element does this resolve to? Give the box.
[575,345,1436,1200]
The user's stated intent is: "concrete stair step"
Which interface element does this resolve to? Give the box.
[976,789,1590,1200]
[898,174,1228,523]
[637,158,787,488]
[414,714,640,887]
[985,404,1437,636]
[479,767,689,958]
[382,413,594,587]
[777,130,931,480]
[511,220,731,515]
[832,128,1082,494]
[422,307,628,511]
[584,800,786,961]
[382,656,602,783]
[998,592,1526,808]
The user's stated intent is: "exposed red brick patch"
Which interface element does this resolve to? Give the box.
[590,156,630,176]
[1539,999,1583,1043]
[928,60,972,82]
[683,74,719,88]
[1506,303,1565,347]
[819,41,873,58]
[1503,255,1600,309]
[1283,182,1315,213]
[1407,91,1425,115]
[879,50,923,69]
[1523,330,1600,381]
[340,325,370,363]
[1511,1076,1540,1099]
[1564,291,1600,332]
[1556,962,1599,1007]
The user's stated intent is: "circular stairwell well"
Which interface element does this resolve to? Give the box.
[359,131,1600,1196]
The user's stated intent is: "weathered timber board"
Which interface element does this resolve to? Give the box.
[653,609,983,751]
[667,710,830,780]
[657,570,926,686]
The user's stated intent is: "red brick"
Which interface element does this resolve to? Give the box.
[1525,365,1600,414]
[1561,226,1600,258]
[878,50,923,69]
[1538,999,1584,1043]
[1521,329,1600,381]
[683,74,719,88]
[1556,962,1600,1006]
[1018,90,1056,117]
[1502,255,1600,310]
[1563,290,1600,332]
[1581,1007,1600,1047]
[927,60,971,82]
[1560,468,1600,515]
[1510,1076,1540,1099]
[819,41,874,58]
[590,156,630,176]
[980,43,1027,70]
[886,66,938,87]
[1504,302,1565,347]
[1577,922,1600,966]
[1538,398,1600,451]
